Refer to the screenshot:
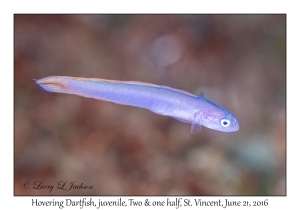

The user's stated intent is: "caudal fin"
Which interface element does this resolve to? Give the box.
[36,76,68,93]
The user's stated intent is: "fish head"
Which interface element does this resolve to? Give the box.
[201,110,239,132]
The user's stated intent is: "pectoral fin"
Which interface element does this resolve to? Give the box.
[191,111,203,134]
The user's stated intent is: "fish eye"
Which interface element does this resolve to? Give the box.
[221,118,230,127]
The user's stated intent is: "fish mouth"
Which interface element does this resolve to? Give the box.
[226,123,239,132]
[233,123,240,131]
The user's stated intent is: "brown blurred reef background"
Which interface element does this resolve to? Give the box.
[14,14,286,195]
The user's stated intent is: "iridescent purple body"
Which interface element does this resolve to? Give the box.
[36,76,239,134]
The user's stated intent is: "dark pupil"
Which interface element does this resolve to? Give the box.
[223,121,228,125]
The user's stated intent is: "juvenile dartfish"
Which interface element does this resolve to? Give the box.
[36,76,239,134]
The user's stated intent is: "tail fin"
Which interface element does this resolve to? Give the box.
[36,76,68,93]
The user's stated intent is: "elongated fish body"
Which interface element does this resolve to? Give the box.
[36,76,239,133]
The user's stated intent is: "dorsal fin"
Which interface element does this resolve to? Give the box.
[200,90,205,97]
